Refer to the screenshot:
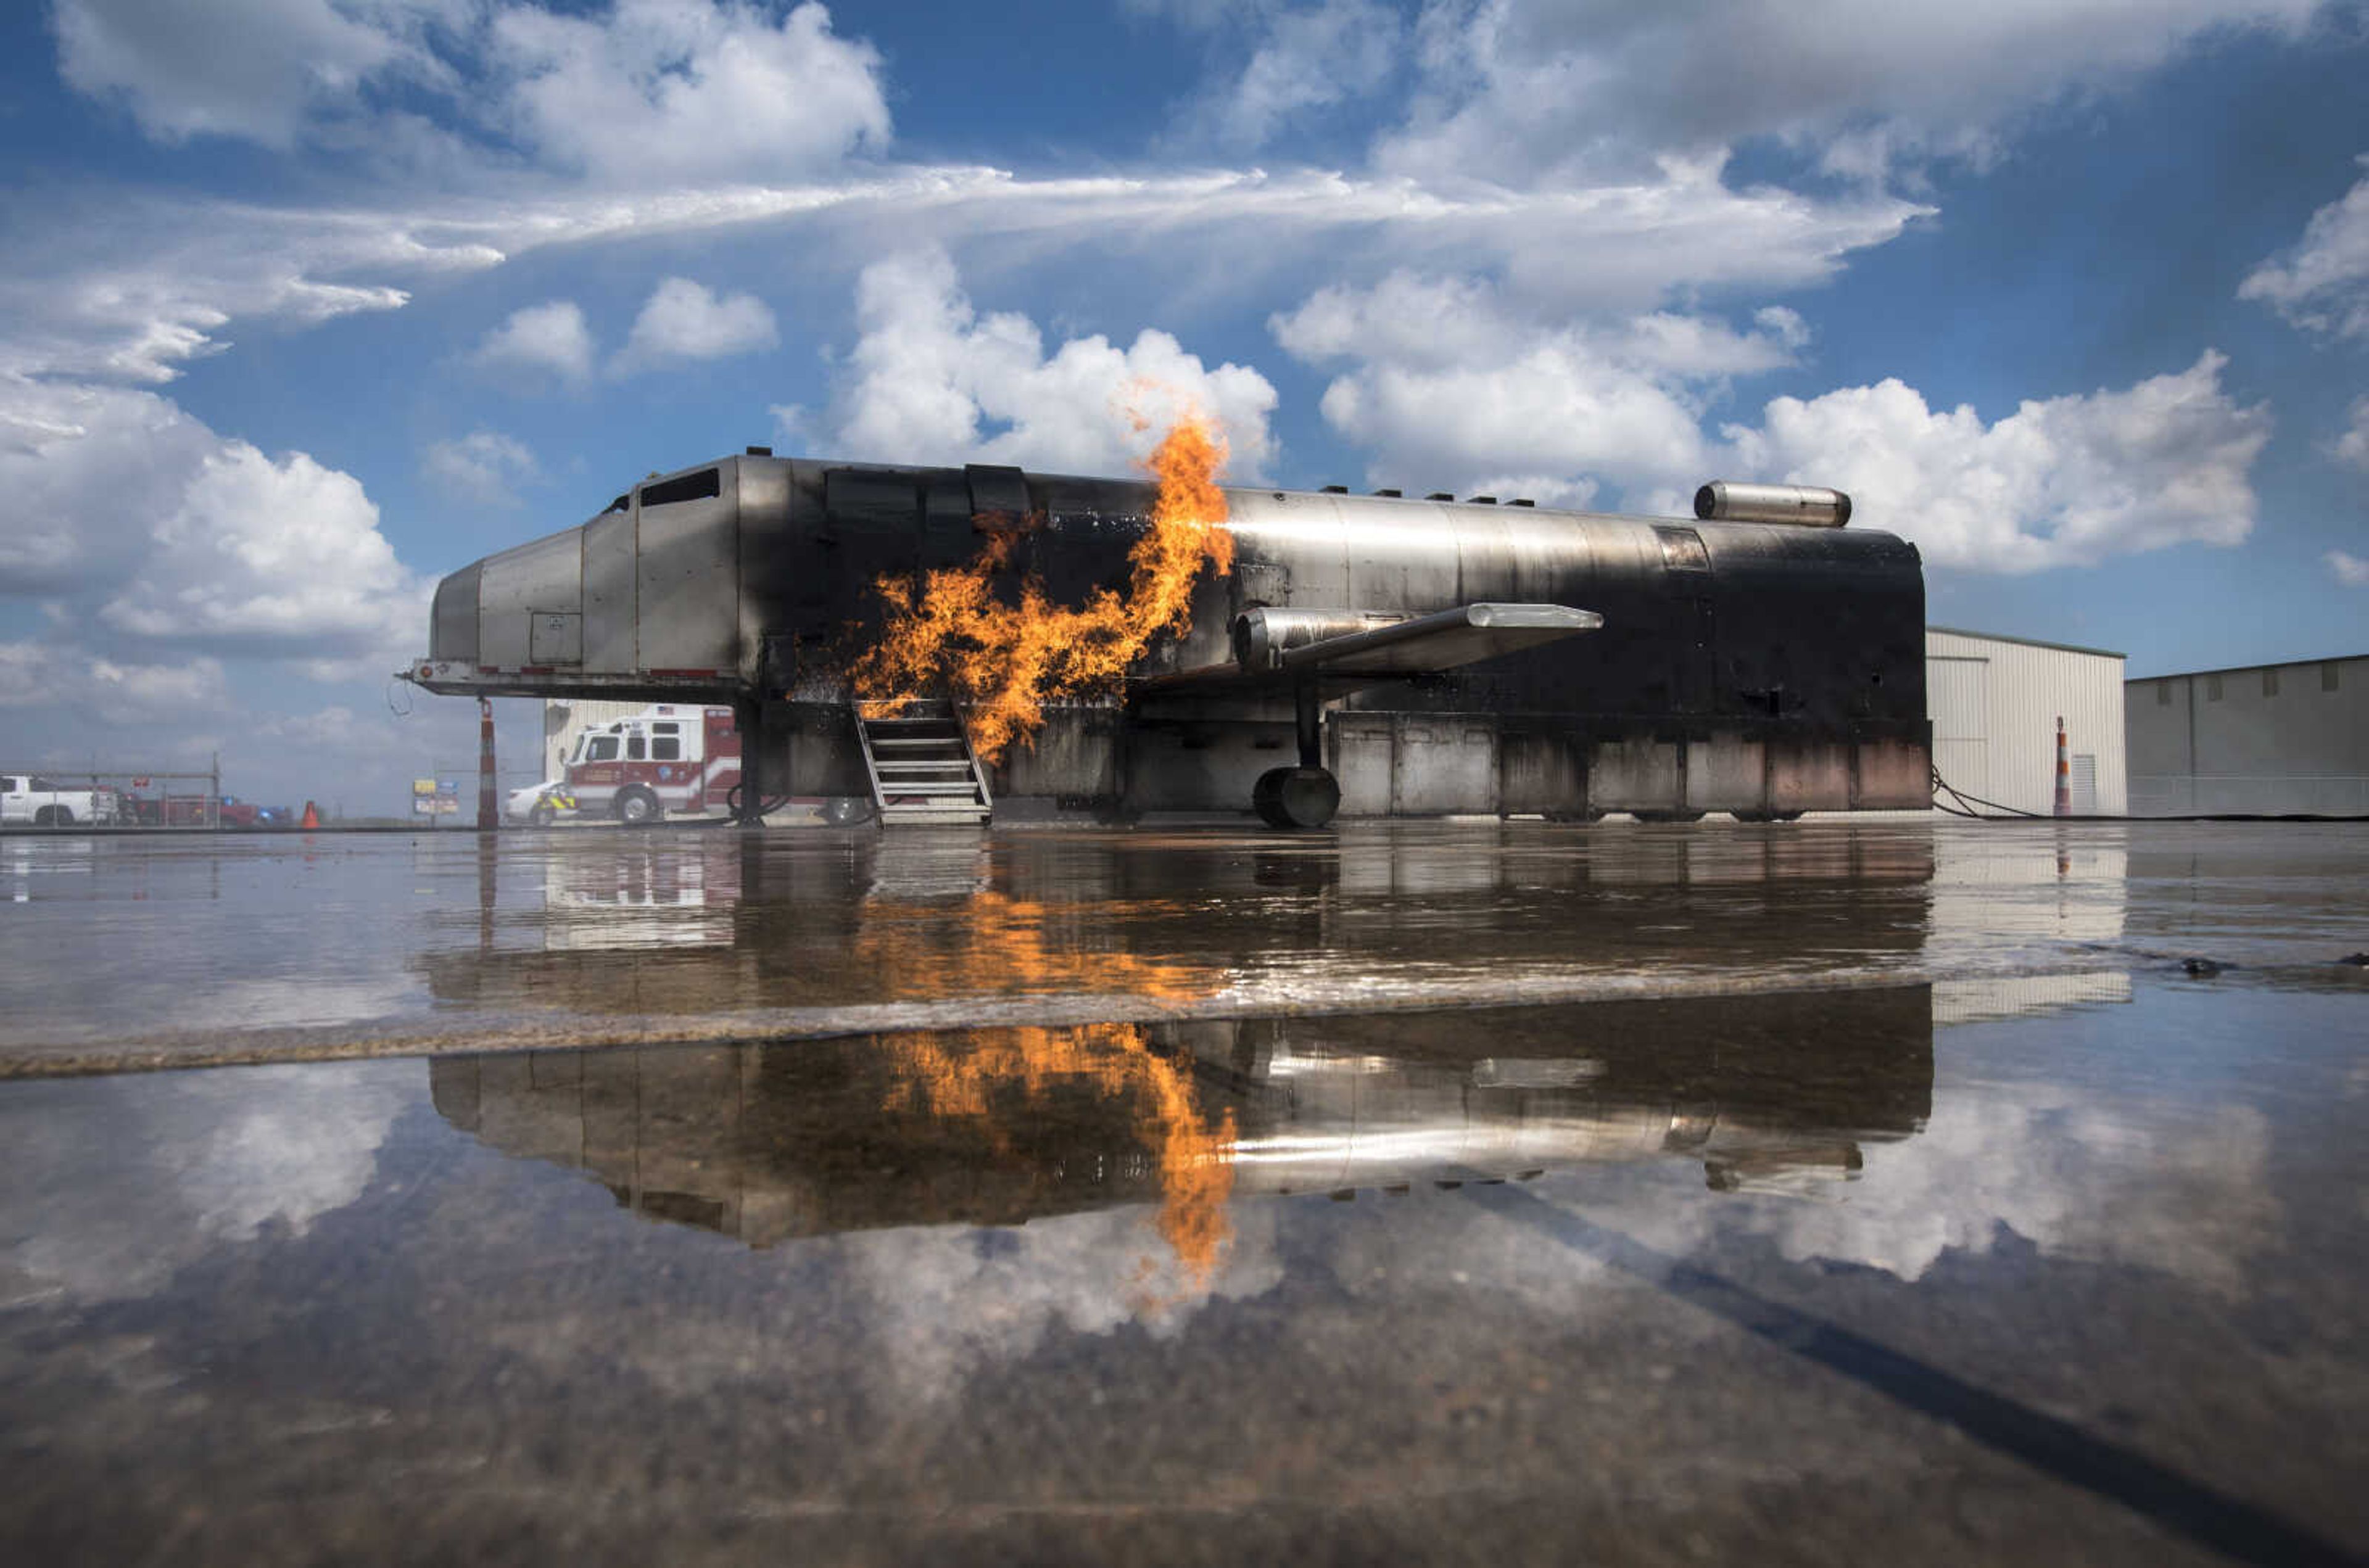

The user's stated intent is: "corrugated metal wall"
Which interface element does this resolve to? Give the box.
[2125,655,2369,814]
[1925,630,2127,815]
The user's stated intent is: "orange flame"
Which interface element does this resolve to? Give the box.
[847,889,1237,1284]
[880,1021,1238,1287]
[850,417,1235,764]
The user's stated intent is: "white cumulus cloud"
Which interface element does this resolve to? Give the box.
[54,1,891,186]
[824,248,1280,478]
[1186,0,1402,149]
[51,0,433,148]
[423,428,541,506]
[2241,154,2369,340]
[0,379,221,592]
[0,640,231,722]
[2328,551,2369,587]
[1273,273,1808,497]
[1378,0,2325,186]
[2330,394,2369,472]
[611,277,777,376]
[490,0,891,183]
[1723,351,2271,571]
[96,440,426,676]
[471,299,596,385]
[0,1063,417,1306]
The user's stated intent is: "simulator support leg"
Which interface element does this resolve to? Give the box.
[1253,681,1341,829]
[734,700,765,825]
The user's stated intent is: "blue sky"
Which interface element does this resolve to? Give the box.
[2,1,2365,810]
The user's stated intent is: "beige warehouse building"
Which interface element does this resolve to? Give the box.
[1925,629,2127,816]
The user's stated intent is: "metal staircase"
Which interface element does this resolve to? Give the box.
[853,701,993,826]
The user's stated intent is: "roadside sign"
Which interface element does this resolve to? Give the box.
[413,775,463,818]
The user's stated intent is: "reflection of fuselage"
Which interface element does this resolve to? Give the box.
[409,455,1930,818]
[418,829,1938,1015]
[427,989,1935,1248]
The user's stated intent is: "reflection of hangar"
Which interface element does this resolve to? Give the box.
[428,988,1935,1252]
[406,454,1932,825]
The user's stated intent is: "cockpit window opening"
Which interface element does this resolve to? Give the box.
[639,468,722,509]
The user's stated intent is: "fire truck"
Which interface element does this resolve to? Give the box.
[533,705,742,825]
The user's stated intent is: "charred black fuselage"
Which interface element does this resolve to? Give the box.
[410,454,1930,820]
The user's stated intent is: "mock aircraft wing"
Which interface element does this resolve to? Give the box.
[1140,603,1602,697]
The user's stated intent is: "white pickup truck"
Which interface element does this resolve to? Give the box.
[1,774,123,827]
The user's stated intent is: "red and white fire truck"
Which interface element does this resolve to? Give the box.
[531,705,742,825]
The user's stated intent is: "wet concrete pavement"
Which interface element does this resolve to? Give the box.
[4,820,2363,1072]
[1,820,2365,1564]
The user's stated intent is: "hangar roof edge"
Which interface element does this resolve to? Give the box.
[1926,625,2126,662]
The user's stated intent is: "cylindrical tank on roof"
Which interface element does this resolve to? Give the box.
[1695,481,1852,527]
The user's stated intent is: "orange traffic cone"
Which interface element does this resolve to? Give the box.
[300,800,320,830]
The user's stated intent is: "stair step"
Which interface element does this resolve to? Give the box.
[854,701,993,828]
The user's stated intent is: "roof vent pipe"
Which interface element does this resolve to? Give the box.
[1694,481,1851,527]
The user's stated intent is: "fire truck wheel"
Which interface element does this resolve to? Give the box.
[614,786,659,825]
[1252,766,1340,830]
[528,803,556,828]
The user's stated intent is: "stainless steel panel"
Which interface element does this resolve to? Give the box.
[477,529,583,667]
[1858,735,1935,809]
[1769,741,1853,812]
[1224,489,1349,608]
[996,708,1118,799]
[431,561,481,663]
[1686,738,1765,812]
[1125,725,1292,811]
[529,612,582,666]
[1392,719,1495,814]
[637,468,738,672]
[1496,729,1586,815]
[1590,739,1681,811]
[584,508,638,674]
[1329,716,1392,816]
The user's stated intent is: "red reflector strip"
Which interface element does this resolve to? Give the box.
[518,666,554,675]
[648,669,724,679]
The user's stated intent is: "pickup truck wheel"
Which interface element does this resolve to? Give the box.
[528,803,556,828]
[614,786,659,826]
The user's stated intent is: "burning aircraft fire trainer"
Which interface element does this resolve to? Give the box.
[404,426,1929,827]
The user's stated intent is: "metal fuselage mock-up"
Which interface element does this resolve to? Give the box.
[404,453,1930,825]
